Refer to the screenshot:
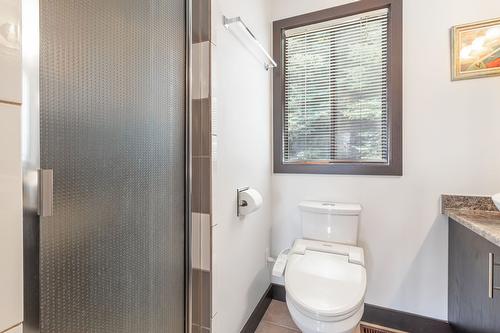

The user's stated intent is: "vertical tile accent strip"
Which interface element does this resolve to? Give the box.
[191,0,213,331]
[192,157,211,214]
[193,0,211,43]
[192,98,212,157]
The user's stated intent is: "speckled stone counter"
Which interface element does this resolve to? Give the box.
[442,194,500,247]
[445,209,500,248]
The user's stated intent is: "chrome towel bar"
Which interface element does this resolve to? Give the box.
[223,15,277,71]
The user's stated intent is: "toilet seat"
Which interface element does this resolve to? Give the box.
[285,240,367,322]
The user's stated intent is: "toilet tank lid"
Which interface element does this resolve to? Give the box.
[299,201,362,215]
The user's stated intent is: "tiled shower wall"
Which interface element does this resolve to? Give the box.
[192,0,212,332]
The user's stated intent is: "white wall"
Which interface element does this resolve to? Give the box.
[211,0,273,331]
[0,0,23,331]
[0,103,23,332]
[271,0,500,320]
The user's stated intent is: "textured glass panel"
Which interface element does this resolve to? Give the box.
[39,1,185,332]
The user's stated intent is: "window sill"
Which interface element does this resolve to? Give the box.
[273,162,402,176]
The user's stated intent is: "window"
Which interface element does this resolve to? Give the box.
[273,0,402,175]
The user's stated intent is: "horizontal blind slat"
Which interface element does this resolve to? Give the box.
[283,9,389,164]
[285,15,388,39]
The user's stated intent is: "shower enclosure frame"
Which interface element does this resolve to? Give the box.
[21,0,194,332]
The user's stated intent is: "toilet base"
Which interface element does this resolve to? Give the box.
[286,296,364,333]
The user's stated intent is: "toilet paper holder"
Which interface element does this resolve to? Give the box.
[236,186,250,217]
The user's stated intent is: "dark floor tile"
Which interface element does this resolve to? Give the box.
[261,300,298,330]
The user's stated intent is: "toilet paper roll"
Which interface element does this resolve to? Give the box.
[239,188,263,216]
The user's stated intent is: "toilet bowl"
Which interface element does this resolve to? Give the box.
[278,201,366,333]
[285,239,367,333]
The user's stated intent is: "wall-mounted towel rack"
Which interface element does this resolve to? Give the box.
[223,15,277,71]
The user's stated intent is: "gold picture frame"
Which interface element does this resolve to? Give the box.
[451,17,500,81]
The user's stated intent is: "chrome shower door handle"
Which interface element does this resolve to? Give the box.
[38,169,53,217]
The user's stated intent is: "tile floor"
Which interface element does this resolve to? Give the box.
[256,300,361,333]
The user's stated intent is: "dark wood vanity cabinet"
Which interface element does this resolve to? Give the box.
[449,220,500,333]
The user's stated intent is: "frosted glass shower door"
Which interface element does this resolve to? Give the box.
[37,1,186,332]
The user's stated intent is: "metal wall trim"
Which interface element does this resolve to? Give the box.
[185,0,193,332]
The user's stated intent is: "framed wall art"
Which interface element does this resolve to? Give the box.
[451,18,500,80]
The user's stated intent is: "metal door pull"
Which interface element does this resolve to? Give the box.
[38,169,53,217]
[488,253,500,298]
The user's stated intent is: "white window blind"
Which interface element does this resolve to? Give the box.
[283,9,389,164]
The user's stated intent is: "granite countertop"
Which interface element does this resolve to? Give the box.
[442,195,500,247]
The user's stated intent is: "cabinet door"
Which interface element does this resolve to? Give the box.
[0,103,23,331]
[449,221,500,332]
[0,0,22,103]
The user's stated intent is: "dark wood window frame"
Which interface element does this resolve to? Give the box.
[272,0,402,176]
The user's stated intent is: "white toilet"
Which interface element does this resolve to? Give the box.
[284,201,366,333]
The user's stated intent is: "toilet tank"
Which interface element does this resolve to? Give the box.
[299,201,362,245]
